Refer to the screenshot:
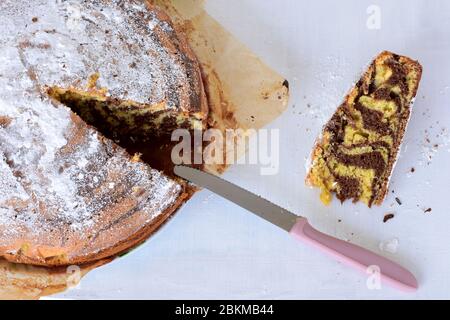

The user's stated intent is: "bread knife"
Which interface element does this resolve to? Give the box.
[174,165,418,292]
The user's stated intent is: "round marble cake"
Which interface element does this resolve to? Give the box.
[0,0,207,266]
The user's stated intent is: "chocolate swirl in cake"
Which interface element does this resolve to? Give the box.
[307,51,423,207]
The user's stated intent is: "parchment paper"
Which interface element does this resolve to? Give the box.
[0,0,289,299]
[0,258,110,299]
[153,0,289,173]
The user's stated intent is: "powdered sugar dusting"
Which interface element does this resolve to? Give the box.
[6,0,188,108]
[0,0,184,261]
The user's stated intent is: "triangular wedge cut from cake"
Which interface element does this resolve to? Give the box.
[0,0,207,266]
[306,51,423,207]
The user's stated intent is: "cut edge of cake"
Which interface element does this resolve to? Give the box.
[46,74,208,141]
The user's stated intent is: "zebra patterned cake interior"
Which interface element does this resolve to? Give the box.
[306,51,422,207]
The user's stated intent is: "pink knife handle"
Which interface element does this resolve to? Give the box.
[290,218,418,292]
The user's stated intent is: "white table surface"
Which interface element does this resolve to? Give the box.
[55,0,450,299]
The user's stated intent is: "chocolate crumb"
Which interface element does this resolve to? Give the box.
[338,219,342,223]
[395,197,402,205]
[424,208,432,213]
[0,116,12,128]
[383,213,395,223]
[32,17,38,23]
[410,167,415,173]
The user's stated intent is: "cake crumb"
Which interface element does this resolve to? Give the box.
[383,213,395,223]
[0,116,12,128]
[410,167,415,173]
[424,208,432,213]
[131,153,142,162]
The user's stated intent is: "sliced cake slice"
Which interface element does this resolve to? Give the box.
[306,51,423,207]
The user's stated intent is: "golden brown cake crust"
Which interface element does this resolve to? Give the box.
[306,51,423,207]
